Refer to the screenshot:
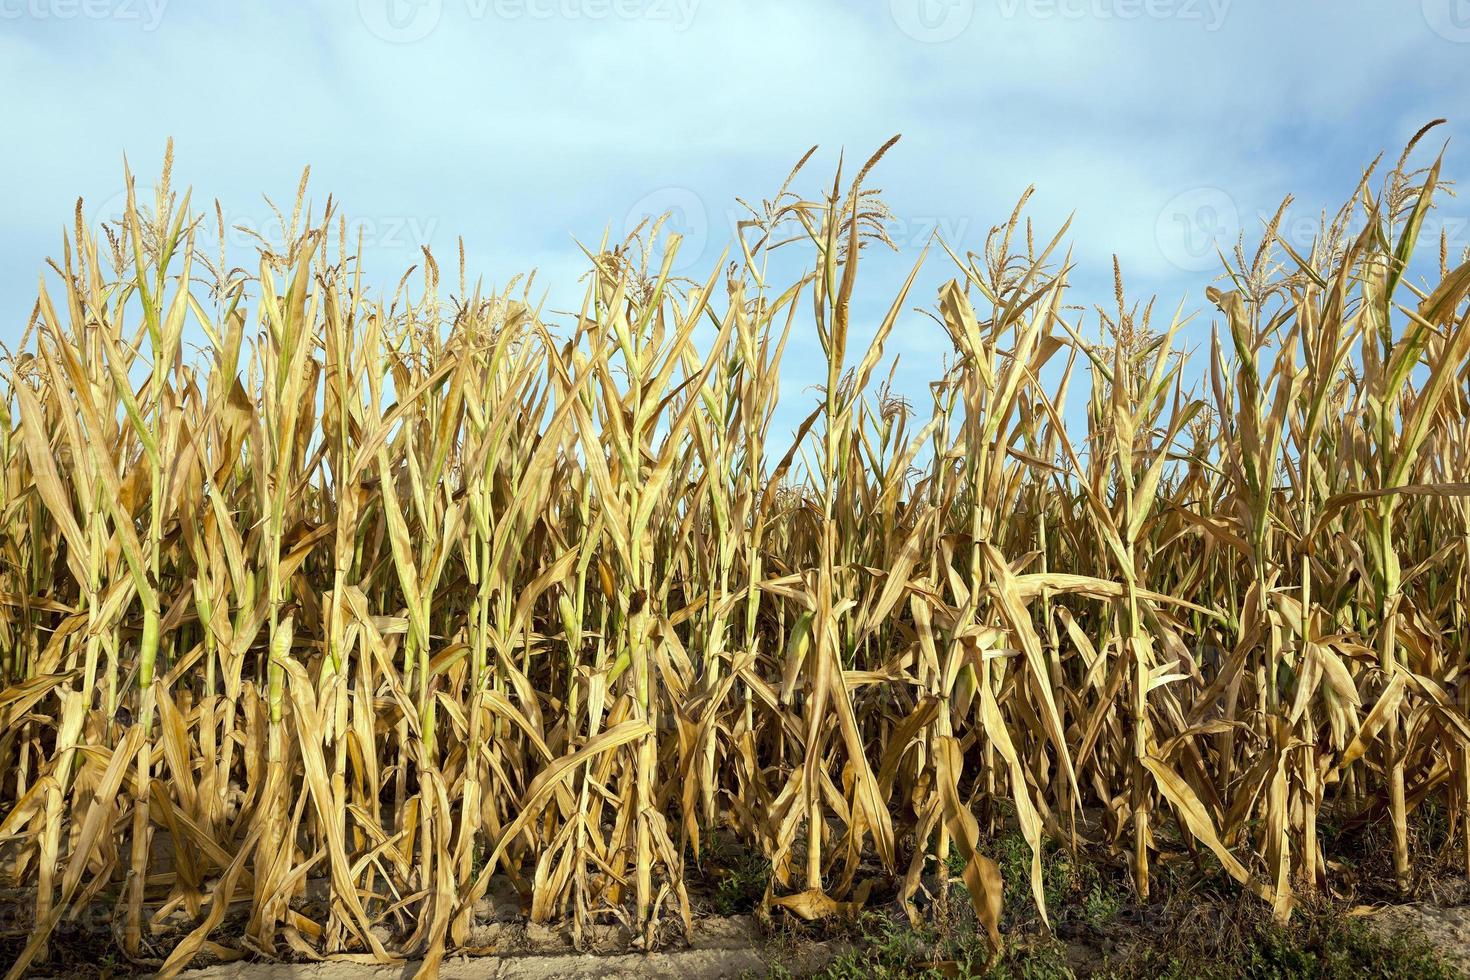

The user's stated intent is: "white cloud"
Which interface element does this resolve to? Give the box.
[3,0,1467,425]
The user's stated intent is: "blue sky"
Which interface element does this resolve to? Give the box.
[3,0,1470,431]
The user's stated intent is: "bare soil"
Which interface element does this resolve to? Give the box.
[1374,904,1470,970]
[180,915,837,979]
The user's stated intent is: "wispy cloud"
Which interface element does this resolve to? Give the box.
[4,0,1468,423]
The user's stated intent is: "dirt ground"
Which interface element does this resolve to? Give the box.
[180,915,838,980]
[1373,904,1470,970]
[187,950,778,979]
[9,868,1470,979]
[168,905,1470,979]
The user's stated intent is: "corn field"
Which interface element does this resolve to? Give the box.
[3,127,1470,977]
